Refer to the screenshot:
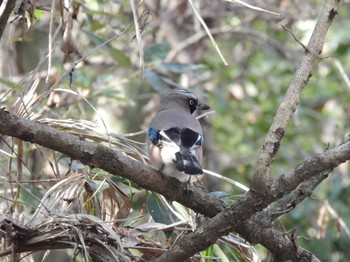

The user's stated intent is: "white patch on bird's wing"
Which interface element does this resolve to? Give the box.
[187,134,202,153]
[159,130,180,164]
[161,143,180,164]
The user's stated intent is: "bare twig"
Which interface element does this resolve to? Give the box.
[281,25,308,51]
[188,0,228,66]
[46,0,56,83]
[225,0,281,16]
[333,59,350,89]
[130,0,144,72]
[165,26,294,64]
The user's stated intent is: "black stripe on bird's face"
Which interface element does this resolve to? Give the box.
[188,97,210,114]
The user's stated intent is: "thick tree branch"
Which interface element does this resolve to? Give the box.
[252,0,340,191]
[0,109,225,218]
[237,172,330,262]
[269,171,331,222]
[154,154,347,262]
[0,109,349,261]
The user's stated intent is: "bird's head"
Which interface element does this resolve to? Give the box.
[160,88,210,114]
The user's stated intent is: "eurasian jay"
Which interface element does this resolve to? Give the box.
[147,89,209,175]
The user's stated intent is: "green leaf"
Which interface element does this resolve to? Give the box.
[0,77,23,92]
[108,47,131,67]
[172,201,189,221]
[335,42,350,55]
[213,244,230,262]
[144,70,169,93]
[82,30,131,67]
[161,63,206,75]
[144,43,170,63]
[86,179,109,193]
[90,20,104,31]
[19,187,41,208]
[146,194,174,224]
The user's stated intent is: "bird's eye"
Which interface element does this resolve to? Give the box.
[189,99,196,106]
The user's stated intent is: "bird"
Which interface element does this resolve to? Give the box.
[147,88,209,175]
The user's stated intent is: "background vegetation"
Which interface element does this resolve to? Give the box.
[0,0,349,261]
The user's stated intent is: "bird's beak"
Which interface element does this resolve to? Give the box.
[197,102,210,110]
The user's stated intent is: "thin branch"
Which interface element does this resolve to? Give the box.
[188,0,228,66]
[45,0,56,83]
[130,0,144,72]
[271,140,350,197]
[281,24,308,51]
[333,59,350,89]
[224,0,281,16]
[165,26,296,65]
[266,171,330,222]
[203,168,249,192]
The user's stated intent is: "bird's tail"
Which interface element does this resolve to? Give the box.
[175,152,203,175]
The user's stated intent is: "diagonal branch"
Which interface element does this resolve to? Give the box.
[0,0,16,40]
[252,0,340,192]
[154,141,349,262]
[237,171,330,262]
[0,108,225,218]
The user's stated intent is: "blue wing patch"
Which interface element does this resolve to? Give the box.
[148,127,160,144]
